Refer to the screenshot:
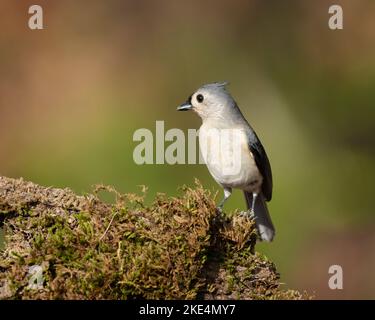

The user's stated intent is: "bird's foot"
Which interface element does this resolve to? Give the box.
[214,206,225,223]
[239,210,256,220]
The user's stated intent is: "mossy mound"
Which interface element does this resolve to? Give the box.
[0,176,307,299]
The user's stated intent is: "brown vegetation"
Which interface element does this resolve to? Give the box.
[0,176,306,299]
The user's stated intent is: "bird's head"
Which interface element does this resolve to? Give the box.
[177,82,234,121]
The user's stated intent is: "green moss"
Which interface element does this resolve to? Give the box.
[0,176,310,300]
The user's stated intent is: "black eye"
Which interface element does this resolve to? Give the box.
[196,94,204,103]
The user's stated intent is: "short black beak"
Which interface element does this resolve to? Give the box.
[177,101,192,111]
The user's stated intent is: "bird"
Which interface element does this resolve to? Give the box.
[177,82,275,241]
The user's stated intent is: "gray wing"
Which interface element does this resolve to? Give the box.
[247,130,273,201]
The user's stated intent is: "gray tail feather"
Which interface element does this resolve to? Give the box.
[243,191,275,242]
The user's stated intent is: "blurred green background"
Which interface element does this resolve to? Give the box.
[1,0,374,299]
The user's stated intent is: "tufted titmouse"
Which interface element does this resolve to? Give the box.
[177,82,275,241]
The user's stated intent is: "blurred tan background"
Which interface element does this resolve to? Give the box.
[0,0,374,299]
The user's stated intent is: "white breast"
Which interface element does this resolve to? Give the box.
[199,124,262,191]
